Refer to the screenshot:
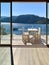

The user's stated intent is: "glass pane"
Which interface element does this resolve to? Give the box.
[12,2,46,46]
[13,48,49,65]
[1,3,10,44]
[48,3,49,45]
[0,47,11,65]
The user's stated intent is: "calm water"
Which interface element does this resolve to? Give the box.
[1,23,49,35]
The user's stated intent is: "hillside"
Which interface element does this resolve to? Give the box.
[0,14,49,24]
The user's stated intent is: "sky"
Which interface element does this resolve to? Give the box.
[12,2,46,17]
[1,2,46,17]
[1,3,10,17]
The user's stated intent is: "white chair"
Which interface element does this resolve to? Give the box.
[33,27,41,44]
[22,27,29,45]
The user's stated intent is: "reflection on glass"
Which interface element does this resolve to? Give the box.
[0,3,1,43]
[12,2,46,46]
[1,23,10,44]
[1,3,10,44]
[0,23,1,44]
[0,25,1,44]
[47,24,49,45]
[13,48,49,65]
[0,47,11,65]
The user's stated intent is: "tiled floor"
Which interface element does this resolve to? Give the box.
[13,48,49,65]
[0,47,11,65]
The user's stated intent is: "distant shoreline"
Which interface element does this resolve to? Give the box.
[1,22,47,25]
[1,23,48,35]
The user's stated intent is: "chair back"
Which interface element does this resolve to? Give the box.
[38,27,41,35]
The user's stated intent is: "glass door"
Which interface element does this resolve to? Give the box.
[12,2,46,46]
[1,2,11,44]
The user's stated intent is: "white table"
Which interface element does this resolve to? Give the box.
[28,28,38,34]
[28,28,41,44]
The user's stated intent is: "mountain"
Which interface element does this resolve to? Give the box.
[0,14,49,24]
[1,17,10,22]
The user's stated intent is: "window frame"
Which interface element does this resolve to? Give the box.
[0,2,49,65]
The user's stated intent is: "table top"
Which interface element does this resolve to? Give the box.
[28,28,38,32]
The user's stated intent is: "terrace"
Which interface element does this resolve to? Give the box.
[0,47,49,65]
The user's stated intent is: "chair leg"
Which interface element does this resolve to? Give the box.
[24,42,27,45]
[23,41,27,45]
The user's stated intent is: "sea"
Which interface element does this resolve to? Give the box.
[1,23,49,35]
